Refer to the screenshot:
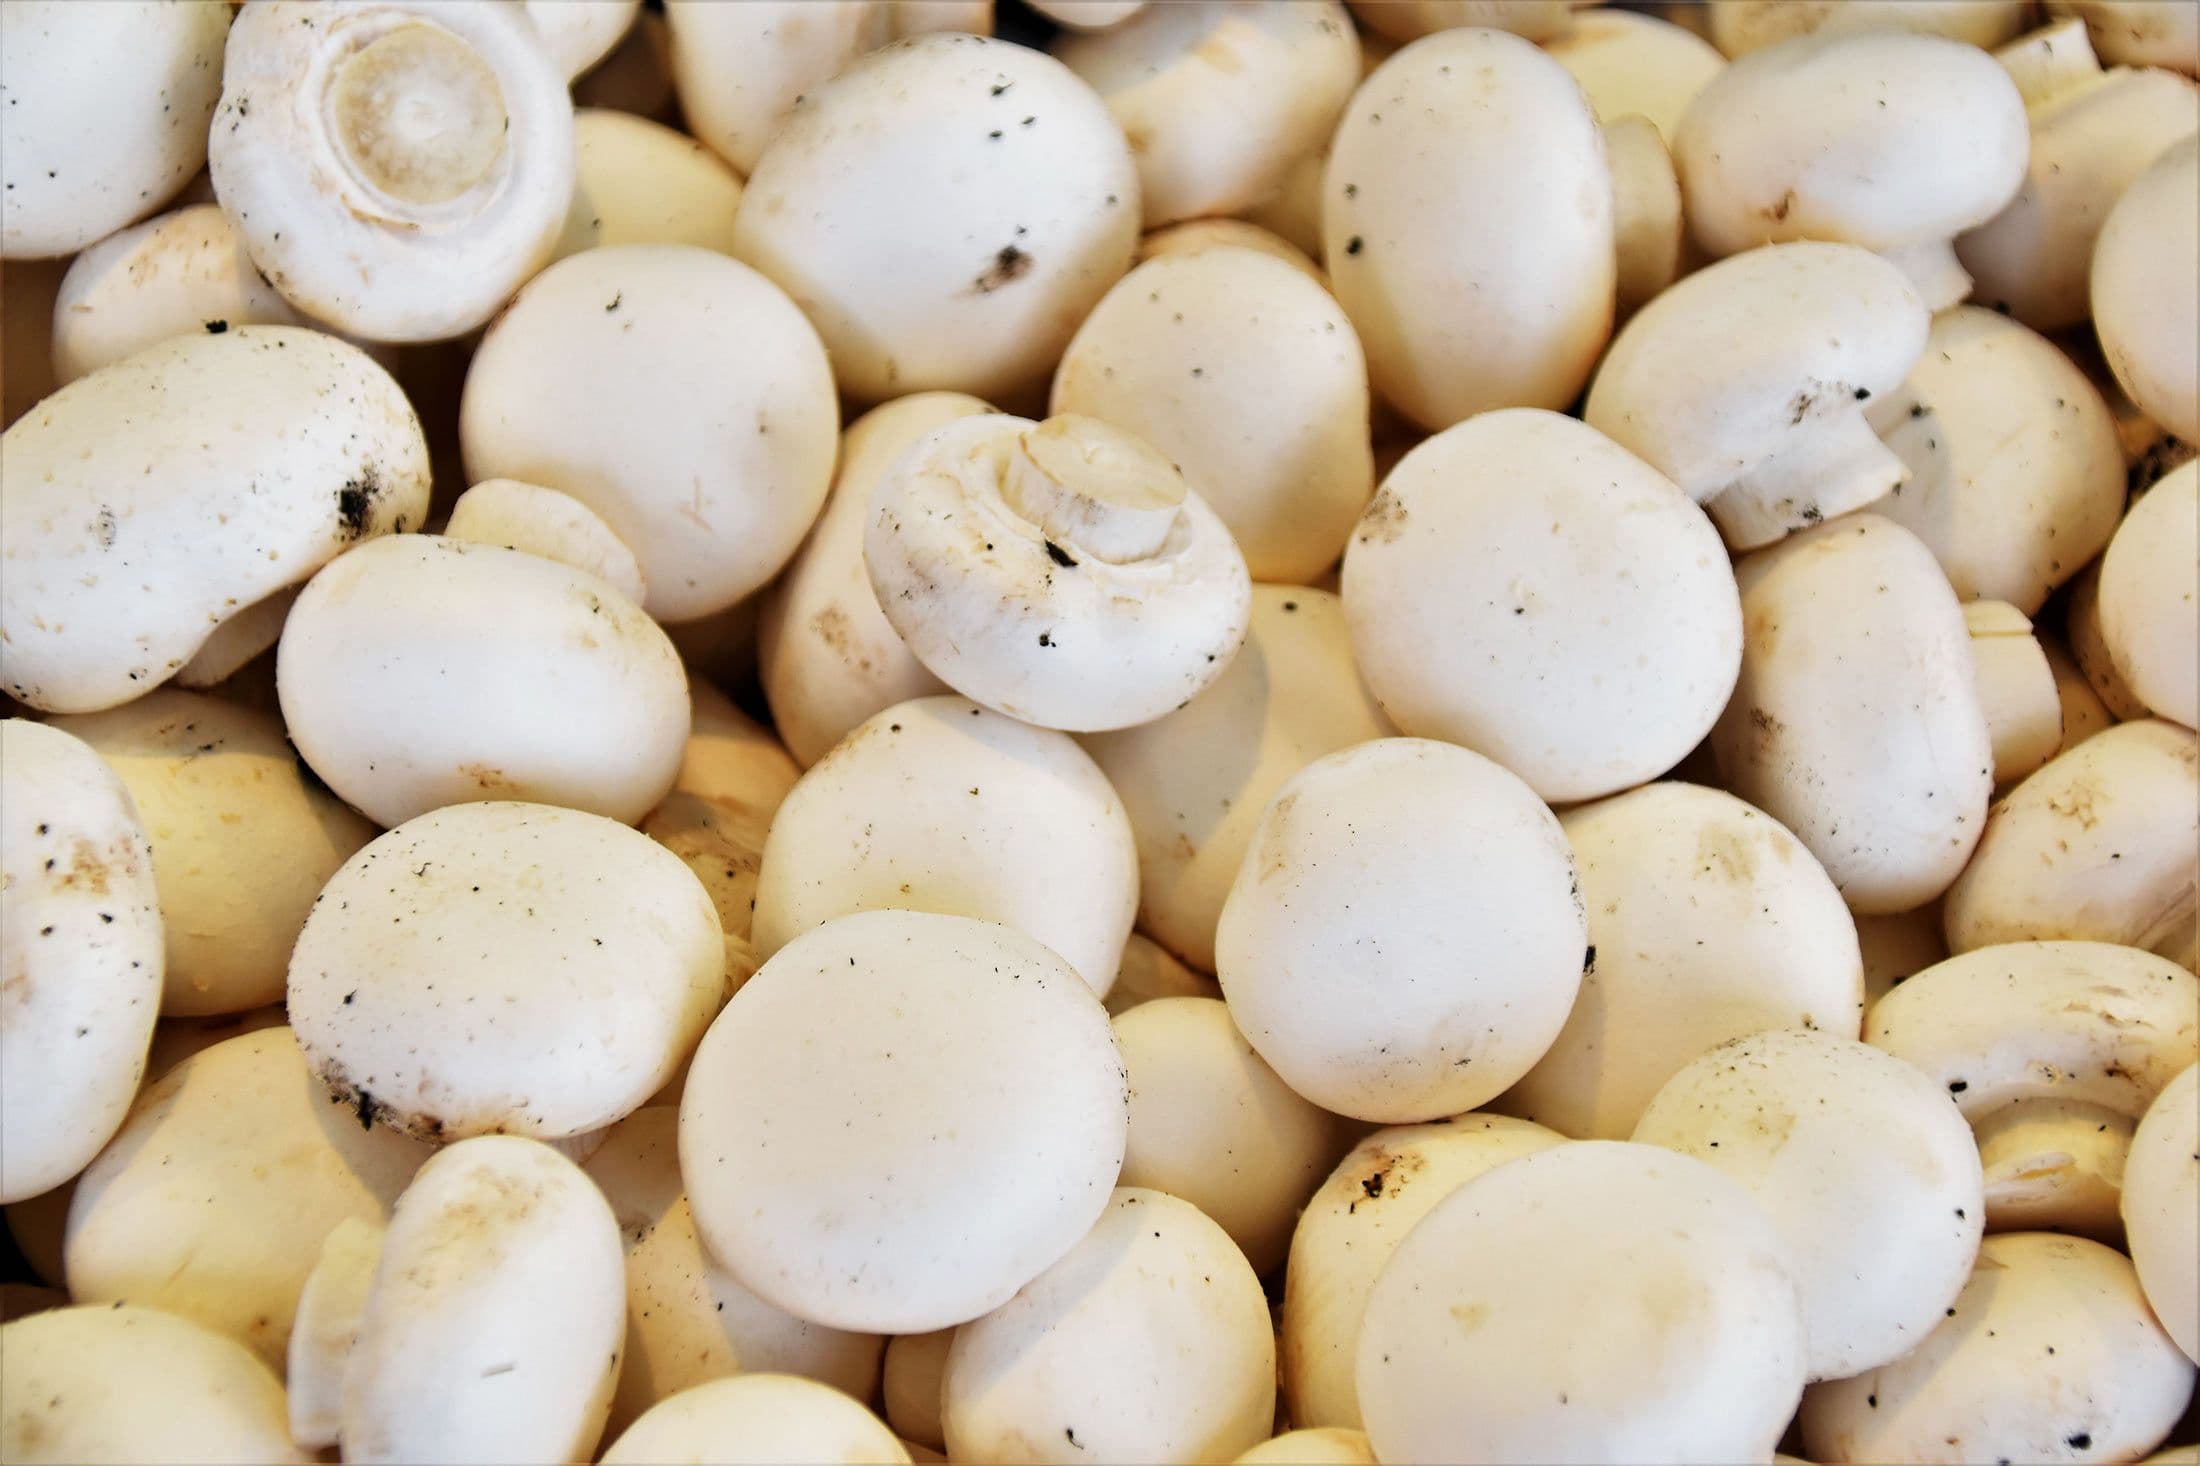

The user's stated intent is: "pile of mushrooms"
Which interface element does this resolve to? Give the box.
[2,2,2197,1463]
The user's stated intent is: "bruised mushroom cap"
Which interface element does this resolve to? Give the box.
[551,109,745,264]
[1497,781,1865,1140]
[525,0,638,80]
[0,326,429,715]
[1866,940,2200,1237]
[2093,135,2200,442]
[1863,305,2126,614]
[941,1187,1275,1466]
[1585,243,1929,549]
[1632,1030,1986,1380]
[1323,27,1614,431]
[208,0,575,343]
[752,695,1138,996]
[1214,738,1586,1123]
[2053,0,2200,72]
[865,414,1252,732]
[1710,515,1995,915]
[1342,409,1741,804]
[664,1,891,177]
[2124,1061,2199,1362]
[0,2,230,259]
[603,1375,910,1466]
[0,720,162,1205]
[1355,1141,1806,1465]
[1347,1,1573,44]
[461,244,839,624]
[732,33,1142,405]
[2100,460,2199,729]
[1545,8,1727,139]
[1281,1114,1567,1431]
[1799,1233,2198,1465]
[680,911,1130,1334]
[1708,0,2030,58]
[0,1304,302,1465]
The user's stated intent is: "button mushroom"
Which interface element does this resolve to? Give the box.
[1544,8,1728,140]
[2092,134,2200,443]
[551,108,746,265]
[602,1374,910,1465]
[2098,460,2199,730]
[1963,600,2067,789]
[441,477,649,606]
[2123,1061,2199,1363]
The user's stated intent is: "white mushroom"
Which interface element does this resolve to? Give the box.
[2123,1061,2199,1362]
[0,720,163,1205]
[1962,600,2067,788]
[1135,218,1324,282]
[1323,27,1614,430]
[441,477,648,605]
[1707,0,2031,58]
[865,413,1253,732]
[1601,114,1688,318]
[1356,1141,1806,1464]
[1585,243,1930,549]
[2099,460,2199,729]
[602,1375,911,1466]
[208,0,576,342]
[1234,1429,1377,1465]
[1215,738,1586,1123]
[2093,135,2200,442]
[2068,557,2158,720]
[524,0,638,80]
[285,1217,384,1451]
[2051,0,2200,73]
[144,1004,291,1083]
[1030,0,1147,30]
[0,1,230,259]
[1544,8,1728,139]
[551,109,745,264]
[942,1188,1275,1466]
[2046,630,2121,752]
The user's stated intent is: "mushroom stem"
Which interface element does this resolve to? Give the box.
[1994,19,2103,111]
[326,19,512,214]
[1875,238,1974,313]
[1001,414,1188,564]
[1705,408,1911,549]
[1974,1096,2134,1239]
[1964,600,2064,786]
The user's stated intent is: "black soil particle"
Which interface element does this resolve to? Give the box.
[1044,539,1077,568]
[335,466,381,539]
[971,244,1033,294]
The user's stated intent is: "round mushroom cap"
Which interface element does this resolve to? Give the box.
[1633,1030,1986,1380]
[865,414,1253,732]
[51,689,377,1017]
[680,910,1130,1334]
[0,1304,302,1465]
[343,1136,627,1465]
[603,1375,909,1465]
[1323,27,1614,431]
[1052,247,1373,584]
[64,1026,430,1370]
[208,1,575,342]
[2094,135,2200,443]
[1499,781,1864,1140]
[1083,585,1392,974]
[0,2,229,259]
[942,1188,1275,1466]
[1708,0,2030,58]
[753,695,1136,996]
[1544,8,1727,138]
[2124,1062,2199,1362]
[1234,1428,1378,1465]
[442,478,648,606]
[552,108,744,264]
[525,0,638,80]
[1342,409,1741,804]
[1214,738,1586,1123]
[0,326,429,716]
[883,1329,954,1451]
[2054,0,2200,72]
[0,720,162,1204]
[1356,1141,1806,1465]
[1800,1232,2198,1464]
[1282,1114,1567,1431]
[461,244,838,623]
[732,33,1141,404]
[2100,460,2199,729]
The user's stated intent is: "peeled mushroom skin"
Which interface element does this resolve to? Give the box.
[2122,1061,2200,1362]
[2093,135,2200,443]
[601,1374,910,1466]
[2098,460,2199,730]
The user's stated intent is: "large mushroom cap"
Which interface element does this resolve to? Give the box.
[2093,135,2200,443]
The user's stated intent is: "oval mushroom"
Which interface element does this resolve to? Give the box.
[2098,460,2198,730]
[2093,135,2200,442]
[602,1375,910,1466]
[2123,1061,2199,1363]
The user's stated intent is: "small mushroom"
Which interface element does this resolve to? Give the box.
[208,0,576,342]
[442,477,648,605]
[1239,144,1326,259]
[523,0,638,81]
[551,109,746,264]
[2099,460,2198,729]
[285,1217,385,1452]
[865,413,1252,732]
[603,1375,910,1465]
[1545,8,1728,139]
[1962,600,2066,788]
[2093,135,2200,442]
[2050,0,2200,73]
[2123,1061,2199,1362]
[1706,0,2030,58]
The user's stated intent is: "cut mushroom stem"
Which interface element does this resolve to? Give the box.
[1964,599,2064,786]
[1708,404,1912,550]
[1874,238,1976,319]
[1001,414,1187,565]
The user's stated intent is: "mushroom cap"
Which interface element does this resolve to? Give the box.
[1499,781,1865,1139]
[883,1329,954,1451]
[2094,135,2200,442]
[1282,1114,1567,1431]
[1863,306,2126,614]
[865,414,1252,732]
[603,1375,909,1465]
[552,108,745,264]
[1355,1140,1807,1465]
[2123,1061,2200,1362]
[144,1005,292,1085]
[1342,408,1741,804]
[343,1136,626,1465]
[277,534,691,828]
[208,1,576,343]
[50,689,377,1017]
[0,326,429,715]
[1234,1429,1378,1465]
[0,1,229,259]
[1545,8,1727,138]
[2100,460,2199,728]
[732,33,1141,405]
[753,695,1137,996]
[1136,218,1324,281]
[286,1216,384,1451]
[1799,1232,2197,1464]
[1323,27,1614,430]
[1214,738,1586,1123]
[1030,0,1148,30]
[63,1026,430,1369]
[1055,1,1360,228]
[1633,1029,1986,1380]
[679,910,1129,1334]
[0,720,162,1204]
[442,477,648,605]
[524,0,638,80]
[1710,515,1994,915]
[50,204,304,386]
[581,1108,883,1442]
[1053,247,1372,583]
[0,1304,302,1465]
[664,1,890,176]
[1708,0,2031,58]
[2068,555,2158,721]
[2053,0,2200,73]
[461,244,838,623]
[942,1188,1275,1466]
